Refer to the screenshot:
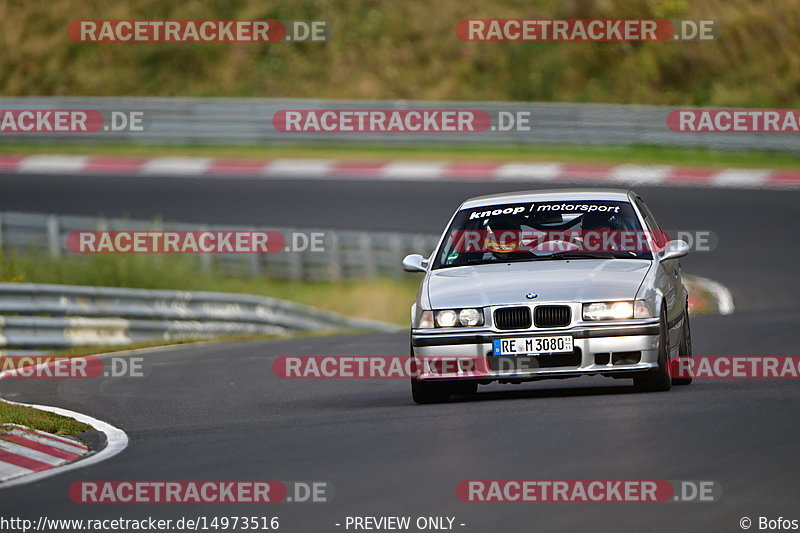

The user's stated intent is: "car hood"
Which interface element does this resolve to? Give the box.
[426,259,652,308]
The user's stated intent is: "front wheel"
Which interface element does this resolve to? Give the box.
[633,308,672,392]
[410,378,477,404]
[411,378,450,404]
[672,308,693,386]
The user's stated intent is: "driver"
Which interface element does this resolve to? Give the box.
[582,212,618,231]
[485,216,531,260]
[581,212,621,252]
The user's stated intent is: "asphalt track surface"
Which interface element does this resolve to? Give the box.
[1,171,799,532]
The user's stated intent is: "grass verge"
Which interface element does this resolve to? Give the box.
[1,1,798,108]
[1,142,799,169]
[0,403,92,436]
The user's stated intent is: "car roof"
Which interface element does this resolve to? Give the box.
[460,188,635,209]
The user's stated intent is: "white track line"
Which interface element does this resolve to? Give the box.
[17,155,89,174]
[381,162,446,180]
[609,164,672,185]
[687,274,735,315]
[711,169,771,188]
[495,163,563,181]
[264,159,334,177]
[139,157,212,176]
[4,155,800,189]
[0,400,128,488]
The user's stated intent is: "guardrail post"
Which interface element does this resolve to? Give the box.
[387,233,403,278]
[248,227,262,277]
[198,225,212,275]
[285,228,302,280]
[359,232,378,279]
[47,214,61,257]
[327,233,342,280]
[412,234,429,258]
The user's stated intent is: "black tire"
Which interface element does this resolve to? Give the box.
[409,342,478,403]
[633,307,672,392]
[411,377,451,404]
[449,380,479,396]
[411,378,478,404]
[672,308,693,385]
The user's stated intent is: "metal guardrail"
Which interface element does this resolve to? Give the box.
[1,97,797,152]
[0,282,398,356]
[0,210,440,280]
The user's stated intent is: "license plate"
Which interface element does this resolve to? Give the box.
[492,336,573,356]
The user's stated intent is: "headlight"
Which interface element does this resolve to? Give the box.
[459,308,483,326]
[430,308,485,327]
[435,310,459,327]
[583,301,634,320]
[582,300,653,320]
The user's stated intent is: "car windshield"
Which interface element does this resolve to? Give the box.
[432,200,659,269]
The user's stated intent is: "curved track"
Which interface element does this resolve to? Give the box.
[1,172,799,531]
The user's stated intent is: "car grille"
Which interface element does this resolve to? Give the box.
[534,305,571,328]
[494,306,532,330]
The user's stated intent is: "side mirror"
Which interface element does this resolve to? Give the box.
[402,254,428,273]
[660,240,690,261]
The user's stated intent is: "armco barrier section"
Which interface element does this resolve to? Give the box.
[0,282,398,356]
[0,211,440,280]
[0,97,796,152]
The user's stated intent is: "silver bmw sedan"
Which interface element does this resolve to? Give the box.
[403,189,693,403]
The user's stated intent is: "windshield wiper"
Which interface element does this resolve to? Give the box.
[452,255,551,267]
[546,251,638,260]
[457,258,496,266]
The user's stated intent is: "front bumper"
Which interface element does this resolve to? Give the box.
[411,322,660,382]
